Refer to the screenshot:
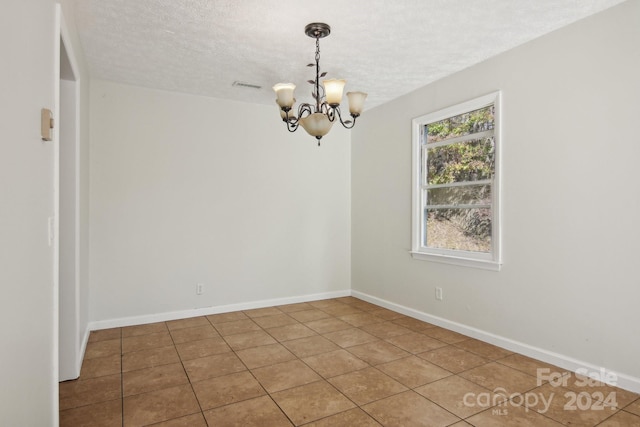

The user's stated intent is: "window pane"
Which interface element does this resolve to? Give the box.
[426,184,491,207]
[426,105,494,144]
[425,208,491,252]
[427,137,494,185]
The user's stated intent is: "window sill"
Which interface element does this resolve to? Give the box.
[410,251,502,271]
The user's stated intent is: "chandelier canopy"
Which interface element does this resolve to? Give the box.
[273,23,367,145]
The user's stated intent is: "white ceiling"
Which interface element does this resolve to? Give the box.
[71,0,625,110]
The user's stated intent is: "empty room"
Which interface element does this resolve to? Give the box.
[2,0,640,426]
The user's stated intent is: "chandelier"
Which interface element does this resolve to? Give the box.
[273,23,367,145]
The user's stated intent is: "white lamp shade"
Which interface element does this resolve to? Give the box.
[299,113,334,137]
[347,91,367,115]
[323,79,346,106]
[273,83,296,108]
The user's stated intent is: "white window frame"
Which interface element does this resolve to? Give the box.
[411,92,502,271]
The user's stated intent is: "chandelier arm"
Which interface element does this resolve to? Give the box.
[333,107,358,129]
[298,103,313,118]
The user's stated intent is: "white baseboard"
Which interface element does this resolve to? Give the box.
[88,289,351,331]
[77,327,90,375]
[352,290,640,394]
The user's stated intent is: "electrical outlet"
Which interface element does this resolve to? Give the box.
[196,283,204,295]
[435,287,443,301]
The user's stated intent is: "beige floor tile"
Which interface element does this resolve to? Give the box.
[206,311,248,324]
[243,307,283,318]
[459,362,539,394]
[122,345,180,372]
[88,328,121,343]
[271,381,356,425]
[361,322,411,339]
[123,384,200,427]
[385,331,447,353]
[122,331,173,353]
[308,299,342,309]
[323,327,379,348]
[377,356,451,388]
[624,398,640,416]
[84,339,121,359]
[174,337,231,361]
[149,412,208,426]
[192,371,265,410]
[122,322,168,338]
[123,363,188,396]
[303,349,369,378]
[466,404,564,426]
[522,383,621,426]
[497,353,567,379]
[66,298,633,427]
[202,395,293,427]
[454,338,513,360]
[59,398,122,427]
[282,335,340,358]
[329,367,408,405]
[288,309,331,322]
[362,390,460,427]
[266,323,317,342]
[347,341,409,365]
[599,410,640,426]
[251,359,322,393]
[303,408,381,427]
[182,352,245,382]
[213,319,261,336]
[422,327,469,344]
[418,345,489,373]
[339,312,385,327]
[370,308,406,320]
[165,316,209,331]
[252,313,298,329]
[562,373,639,409]
[305,317,352,334]
[276,302,314,313]
[341,300,381,312]
[79,354,121,379]
[59,374,122,410]
[169,324,218,344]
[320,304,364,317]
[391,317,437,331]
[223,330,277,350]
[236,343,296,369]
[416,375,499,418]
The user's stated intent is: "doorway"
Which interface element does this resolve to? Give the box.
[58,22,81,381]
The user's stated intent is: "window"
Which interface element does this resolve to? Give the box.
[411,92,501,270]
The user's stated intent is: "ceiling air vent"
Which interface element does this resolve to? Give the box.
[232,81,262,90]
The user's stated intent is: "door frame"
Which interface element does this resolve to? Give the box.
[55,4,83,382]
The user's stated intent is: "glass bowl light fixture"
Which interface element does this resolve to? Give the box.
[273,23,367,146]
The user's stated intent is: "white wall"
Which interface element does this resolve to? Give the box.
[1,0,55,424]
[89,80,351,323]
[352,0,640,387]
[0,0,89,421]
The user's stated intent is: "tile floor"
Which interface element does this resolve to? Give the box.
[59,297,640,426]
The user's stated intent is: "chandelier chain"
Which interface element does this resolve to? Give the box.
[315,36,321,112]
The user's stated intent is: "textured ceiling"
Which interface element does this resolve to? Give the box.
[71,0,625,110]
